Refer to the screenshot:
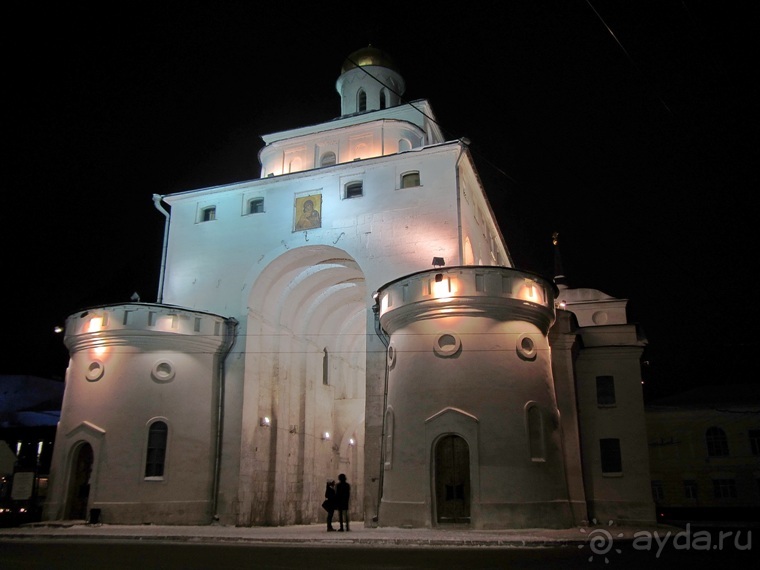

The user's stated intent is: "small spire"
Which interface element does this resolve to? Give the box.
[552,232,568,290]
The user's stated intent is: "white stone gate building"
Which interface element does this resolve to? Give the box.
[45,46,654,529]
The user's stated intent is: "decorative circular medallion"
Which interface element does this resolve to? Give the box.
[151,360,176,383]
[387,344,396,368]
[85,360,104,382]
[516,334,537,361]
[433,332,461,357]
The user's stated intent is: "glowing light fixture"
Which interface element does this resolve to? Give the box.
[432,275,457,299]
[322,432,331,440]
[349,438,355,446]
[260,417,271,427]
[87,317,103,333]
[520,279,539,303]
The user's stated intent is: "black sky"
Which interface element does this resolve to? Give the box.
[6,1,756,401]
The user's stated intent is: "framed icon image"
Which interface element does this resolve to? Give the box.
[294,194,322,231]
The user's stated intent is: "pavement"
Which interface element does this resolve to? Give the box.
[0,519,677,548]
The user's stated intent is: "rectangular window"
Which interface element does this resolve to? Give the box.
[651,480,665,502]
[684,480,698,499]
[248,198,264,214]
[749,430,760,455]
[600,438,622,474]
[596,375,616,406]
[713,479,737,499]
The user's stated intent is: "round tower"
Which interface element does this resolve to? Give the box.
[374,266,574,529]
[336,45,406,116]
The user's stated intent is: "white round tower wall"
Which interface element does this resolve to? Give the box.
[375,266,574,529]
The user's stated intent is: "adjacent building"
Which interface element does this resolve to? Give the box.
[647,385,760,522]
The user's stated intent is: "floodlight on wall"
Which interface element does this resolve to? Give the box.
[322,432,331,441]
[349,438,355,446]
[432,257,445,268]
[260,417,271,427]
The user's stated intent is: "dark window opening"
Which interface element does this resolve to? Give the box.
[706,427,729,457]
[651,480,665,501]
[249,198,264,214]
[749,429,760,455]
[145,421,168,478]
[596,375,616,406]
[346,182,363,198]
[600,438,622,473]
[202,207,216,222]
[713,479,737,499]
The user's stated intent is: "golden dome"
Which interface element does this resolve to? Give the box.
[340,45,399,74]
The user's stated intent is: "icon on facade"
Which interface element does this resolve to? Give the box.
[294,194,322,230]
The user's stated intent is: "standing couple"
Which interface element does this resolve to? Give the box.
[323,473,350,531]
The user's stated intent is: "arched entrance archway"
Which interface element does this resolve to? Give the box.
[434,435,470,524]
[66,442,93,520]
[238,245,367,526]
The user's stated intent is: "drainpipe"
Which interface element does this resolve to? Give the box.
[371,293,390,523]
[152,194,170,304]
[212,317,239,521]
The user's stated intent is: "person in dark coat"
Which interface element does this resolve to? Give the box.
[324,479,336,531]
[335,473,350,531]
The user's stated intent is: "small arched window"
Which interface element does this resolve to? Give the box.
[706,426,729,457]
[145,421,168,478]
[201,206,216,222]
[358,89,367,112]
[384,408,394,470]
[320,152,336,167]
[248,197,264,214]
[380,89,387,109]
[401,171,420,188]
[527,405,545,461]
[345,181,363,199]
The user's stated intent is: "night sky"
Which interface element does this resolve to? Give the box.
[6,2,756,401]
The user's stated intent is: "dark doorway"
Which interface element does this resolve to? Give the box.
[66,442,93,520]
[434,434,470,524]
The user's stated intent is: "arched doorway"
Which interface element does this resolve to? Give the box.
[434,434,470,524]
[66,442,93,520]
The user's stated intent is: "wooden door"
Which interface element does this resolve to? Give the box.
[434,435,470,524]
[66,443,93,520]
